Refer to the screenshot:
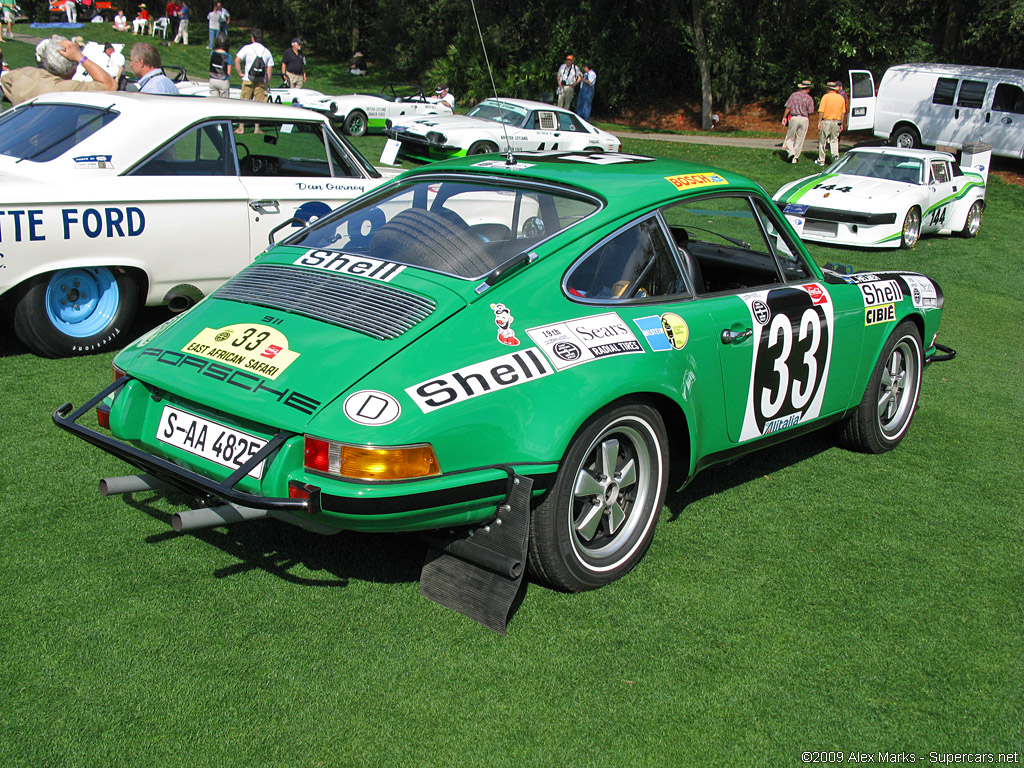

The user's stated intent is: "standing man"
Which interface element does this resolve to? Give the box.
[2,36,116,105]
[575,63,596,120]
[172,0,188,45]
[555,54,581,110]
[218,3,228,37]
[235,28,272,133]
[781,79,815,164]
[1,0,16,42]
[206,1,223,49]
[816,81,847,166]
[129,42,177,94]
[64,0,76,22]
[281,37,305,88]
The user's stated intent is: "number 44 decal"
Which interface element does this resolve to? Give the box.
[927,207,947,227]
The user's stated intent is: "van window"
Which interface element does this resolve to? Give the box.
[956,80,987,109]
[932,78,958,106]
[992,83,1024,114]
[850,71,874,98]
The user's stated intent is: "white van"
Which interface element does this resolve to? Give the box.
[847,64,1024,160]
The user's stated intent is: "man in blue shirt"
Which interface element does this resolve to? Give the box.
[129,42,178,94]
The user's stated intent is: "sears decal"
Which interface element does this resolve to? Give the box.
[181,324,300,380]
[527,312,644,371]
[738,285,834,442]
[860,279,902,326]
[343,390,401,426]
[634,313,689,351]
[406,349,552,413]
[294,250,405,282]
[902,275,938,309]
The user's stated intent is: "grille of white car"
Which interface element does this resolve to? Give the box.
[213,264,436,340]
[803,219,839,237]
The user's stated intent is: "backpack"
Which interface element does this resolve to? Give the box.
[247,47,267,82]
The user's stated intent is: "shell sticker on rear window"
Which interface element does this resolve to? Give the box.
[527,312,644,371]
[737,285,834,442]
[294,250,405,282]
[665,172,728,191]
[73,154,113,169]
[181,323,300,380]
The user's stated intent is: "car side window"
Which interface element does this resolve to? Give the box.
[660,195,787,294]
[992,83,1024,114]
[932,77,958,106]
[130,121,234,176]
[556,112,585,131]
[930,160,951,184]
[565,216,687,301]
[231,121,358,178]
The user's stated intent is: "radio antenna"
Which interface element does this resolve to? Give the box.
[469,0,515,164]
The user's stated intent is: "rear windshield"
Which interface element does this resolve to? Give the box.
[288,177,601,279]
[0,103,119,163]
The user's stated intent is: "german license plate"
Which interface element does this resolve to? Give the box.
[156,405,267,479]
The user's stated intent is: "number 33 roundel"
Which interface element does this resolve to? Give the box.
[739,285,834,442]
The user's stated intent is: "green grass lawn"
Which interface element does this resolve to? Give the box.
[1,125,1022,765]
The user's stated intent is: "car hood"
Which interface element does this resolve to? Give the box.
[776,173,915,209]
[392,114,493,135]
[115,245,469,431]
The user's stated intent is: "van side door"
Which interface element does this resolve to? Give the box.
[985,81,1024,157]
[847,70,875,131]
[948,78,990,149]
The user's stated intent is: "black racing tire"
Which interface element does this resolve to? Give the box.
[13,267,138,358]
[900,207,921,249]
[836,320,923,454]
[343,110,368,137]
[368,209,492,275]
[891,125,921,149]
[467,141,498,156]
[527,402,669,592]
[959,199,983,238]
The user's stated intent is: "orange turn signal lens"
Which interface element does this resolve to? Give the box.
[303,436,440,481]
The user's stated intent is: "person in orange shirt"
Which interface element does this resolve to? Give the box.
[816,81,847,166]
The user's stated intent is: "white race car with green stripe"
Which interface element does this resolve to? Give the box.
[772,147,986,249]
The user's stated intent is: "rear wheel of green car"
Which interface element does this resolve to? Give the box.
[528,402,669,592]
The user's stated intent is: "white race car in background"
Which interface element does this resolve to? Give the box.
[176,79,327,108]
[0,92,398,358]
[773,147,986,249]
[383,97,621,162]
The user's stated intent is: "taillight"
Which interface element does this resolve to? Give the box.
[303,435,440,481]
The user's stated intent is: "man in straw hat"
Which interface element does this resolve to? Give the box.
[781,78,815,163]
[816,80,847,166]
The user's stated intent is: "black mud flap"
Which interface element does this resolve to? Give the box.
[420,473,533,635]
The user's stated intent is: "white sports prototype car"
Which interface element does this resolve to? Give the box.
[773,147,986,249]
[383,97,621,162]
[0,92,398,358]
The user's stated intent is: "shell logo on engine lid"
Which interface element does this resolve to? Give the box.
[181,324,300,380]
[665,172,728,190]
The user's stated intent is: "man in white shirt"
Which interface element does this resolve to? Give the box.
[234,28,273,133]
[434,84,455,111]
[102,42,125,81]
[555,54,581,110]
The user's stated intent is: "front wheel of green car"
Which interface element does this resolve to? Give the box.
[528,403,669,592]
[837,320,923,454]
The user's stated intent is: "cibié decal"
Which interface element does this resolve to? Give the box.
[181,323,300,380]
[527,312,644,370]
[860,278,902,326]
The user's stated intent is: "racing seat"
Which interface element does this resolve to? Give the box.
[674,228,704,294]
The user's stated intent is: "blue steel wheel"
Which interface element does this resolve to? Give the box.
[13,267,138,358]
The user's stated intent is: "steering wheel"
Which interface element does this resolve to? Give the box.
[236,140,251,170]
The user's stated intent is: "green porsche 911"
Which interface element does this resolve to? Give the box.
[56,151,954,629]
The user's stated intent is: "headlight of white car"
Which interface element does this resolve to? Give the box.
[426,131,447,145]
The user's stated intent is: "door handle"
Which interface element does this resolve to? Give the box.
[721,328,753,344]
[249,199,280,211]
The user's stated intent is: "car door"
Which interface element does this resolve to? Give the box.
[659,193,864,444]
[231,118,384,250]
[847,69,876,131]
[921,157,958,233]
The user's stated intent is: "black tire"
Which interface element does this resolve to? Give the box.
[900,207,921,249]
[343,110,368,137]
[13,267,138,358]
[891,125,921,149]
[369,209,492,275]
[959,199,983,238]
[467,141,498,156]
[836,320,923,454]
[528,402,669,592]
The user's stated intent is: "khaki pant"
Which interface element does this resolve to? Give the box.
[285,72,304,89]
[241,80,268,102]
[818,119,841,163]
[783,115,810,159]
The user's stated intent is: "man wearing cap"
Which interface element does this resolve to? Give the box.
[781,79,815,163]
[102,42,125,80]
[816,81,847,166]
[434,84,454,111]
[555,54,581,110]
[281,37,305,88]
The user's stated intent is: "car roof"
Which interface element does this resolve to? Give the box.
[845,147,954,161]
[396,152,762,205]
[477,97,570,112]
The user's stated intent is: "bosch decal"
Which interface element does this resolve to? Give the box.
[343,390,402,426]
[182,324,300,380]
[527,312,644,371]
[664,172,729,190]
[406,348,553,413]
[490,303,521,346]
[739,286,834,442]
[294,249,405,282]
[0,206,145,243]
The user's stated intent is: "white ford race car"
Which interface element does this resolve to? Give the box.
[0,92,398,358]
[383,97,621,162]
[773,147,986,249]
